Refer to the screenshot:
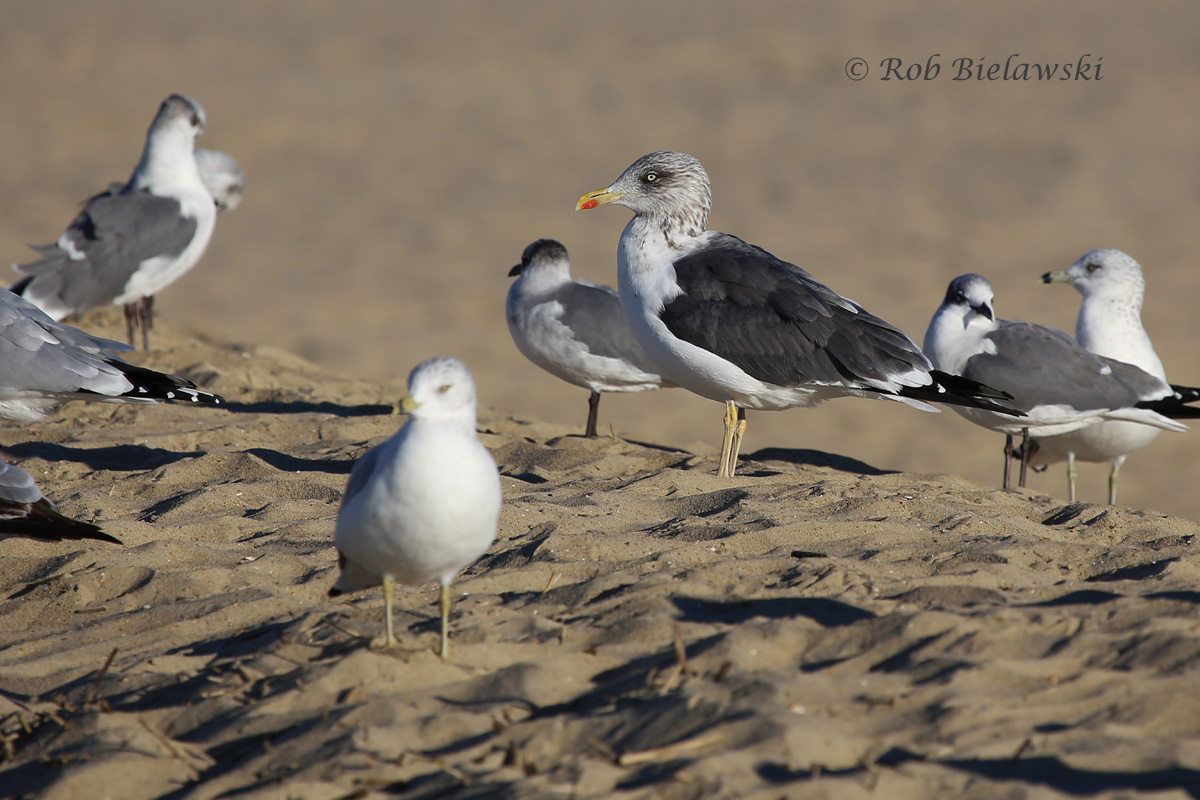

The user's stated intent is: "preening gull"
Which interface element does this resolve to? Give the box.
[194,149,246,212]
[507,238,671,437]
[330,358,501,658]
[924,273,1196,490]
[0,458,120,544]
[0,288,223,421]
[11,94,217,350]
[576,150,1017,477]
[1027,249,1200,503]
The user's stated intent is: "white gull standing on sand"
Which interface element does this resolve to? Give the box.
[924,273,1196,491]
[506,238,671,438]
[329,358,501,659]
[11,94,217,350]
[0,288,223,421]
[576,150,1018,477]
[0,458,121,545]
[1027,249,1200,503]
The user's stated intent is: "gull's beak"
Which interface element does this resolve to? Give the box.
[576,187,626,211]
[1041,269,1072,284]
[398,395,420,414]
[508,263,523,277]
[973,301,995,321]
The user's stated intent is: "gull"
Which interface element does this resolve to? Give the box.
[11,94,217,350]
[0,288,223,421]
[576,150,1017,477]
[194,149,246,212]
[329,358,501,658]
[506,238,671,437]
[1029,249,1200,503]
[924,273,1194,490]
[0,457,120,544]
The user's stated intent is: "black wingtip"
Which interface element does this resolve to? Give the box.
[1,500,122,544]
[920,369,1025,417]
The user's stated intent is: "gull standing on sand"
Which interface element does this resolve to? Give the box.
[506,238,671,437]
[330,358,501,659]
[0,288,223,421]
[1028,249,1200,503]
[0,458,120,544]
[924,273,1196,490]
[576,150,1017,477]
[11,94,217,350]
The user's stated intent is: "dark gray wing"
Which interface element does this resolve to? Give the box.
[554,281,650,364]
[968,322,1140,413]
[660,234,932,387]
[16,187,198,311]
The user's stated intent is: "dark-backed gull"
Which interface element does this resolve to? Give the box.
[577,150,1016,477]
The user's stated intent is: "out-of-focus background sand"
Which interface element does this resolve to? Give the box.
[2,1,1199,515]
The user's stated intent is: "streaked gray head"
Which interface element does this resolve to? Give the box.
[599,150,712,237]
[509,238,569,278]
[155,94,206,139]
[942,273,996,321]
[1047,248,1146,301]
[405,357,478,421]
[194,149,245,211]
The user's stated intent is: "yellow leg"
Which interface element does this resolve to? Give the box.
[730,408,747,475]
[383,576,399,649]
[719,401,747,477]
[439,582,452,660]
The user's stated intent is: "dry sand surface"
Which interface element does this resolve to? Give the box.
[4,2,1200,798]
[3,323,1200,799]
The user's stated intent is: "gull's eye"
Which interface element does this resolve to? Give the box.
[1086,262,1099,272]
[644,171,658,183]
[438,384,451,394]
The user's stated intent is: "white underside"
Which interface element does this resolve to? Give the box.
[506,290,664,393]
[333,420,501,590]
[114,189,216,304]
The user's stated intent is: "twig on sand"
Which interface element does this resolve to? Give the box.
[617,731,726,766]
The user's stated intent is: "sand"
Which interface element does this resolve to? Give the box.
[4,2,1200,797]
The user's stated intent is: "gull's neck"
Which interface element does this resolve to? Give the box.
[129,123,204,196]
[1076,288,1164,379]
[924,304,994,375]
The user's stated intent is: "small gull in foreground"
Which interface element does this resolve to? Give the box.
[0,458,120,544]
[330,358,501,658]
[577,150,1017,477]
[1027,249,1200,503]
[11,94,218,350]
[0,288,223,421]
[924,273,1195,490]
[507,238,672,437]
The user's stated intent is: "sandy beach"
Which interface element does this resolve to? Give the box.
[4,3,1200,797]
